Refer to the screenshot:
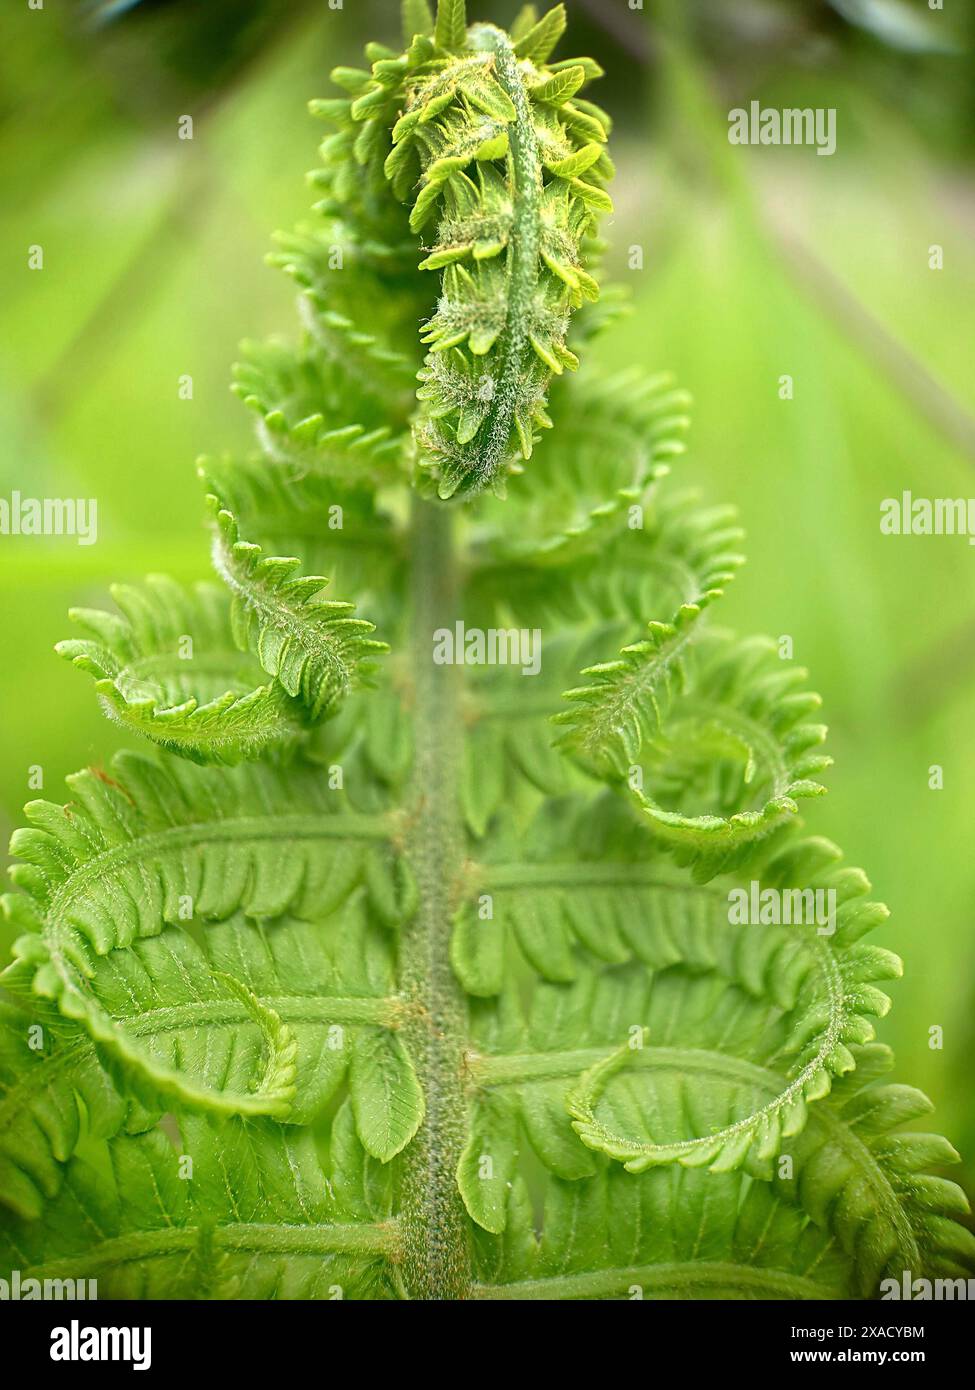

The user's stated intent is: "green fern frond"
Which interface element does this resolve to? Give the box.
[0,0,969,1304]
[56,576,305,764]
[0,999,127,1221]
[552,607,707,778]
[453,827,900,1184]
[557,633,830,881]
[266,223,423,342]
[470,484,744,644]
[0,1111,403,1298]
[206,487,388,719]
[456,480,746,832]
[0,750,420,1138]
[472,1048,975,1298]
[1,750,409,967]
[565,1043,974,1294]
[231,338,412,485]
[0,896,424,1218]
[630,637,831,881]
[198,456,402,606]
[471,368,692,565]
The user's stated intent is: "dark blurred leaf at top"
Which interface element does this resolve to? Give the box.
[81,0,148,28]
[73,0,313,110]
[828,0,961,55]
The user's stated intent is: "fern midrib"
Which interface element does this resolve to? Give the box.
[11,1220,401,1283]
[103,691,294,749]
[576,623,694,761]
[474,1261,839,1301]
[398,498,473,1299]
[471,1043,829,1091]
[123,994,398,1036]
[573,1014,848,1160]
[212,531,361,694]
[38,811,391,925]
[255,419,407,476]
[115,652,259,682]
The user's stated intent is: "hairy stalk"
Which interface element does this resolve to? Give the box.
[399,498,472,1299]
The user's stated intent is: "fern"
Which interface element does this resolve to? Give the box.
[2,1,972,1302]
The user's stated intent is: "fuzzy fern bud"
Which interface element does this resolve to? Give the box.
[319,1,613,498]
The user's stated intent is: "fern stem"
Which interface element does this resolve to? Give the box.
[399,497,473,1299]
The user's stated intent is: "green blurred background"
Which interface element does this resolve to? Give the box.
[2,0,973,1194]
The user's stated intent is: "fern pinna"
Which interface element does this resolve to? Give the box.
[1,1,972,1302]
